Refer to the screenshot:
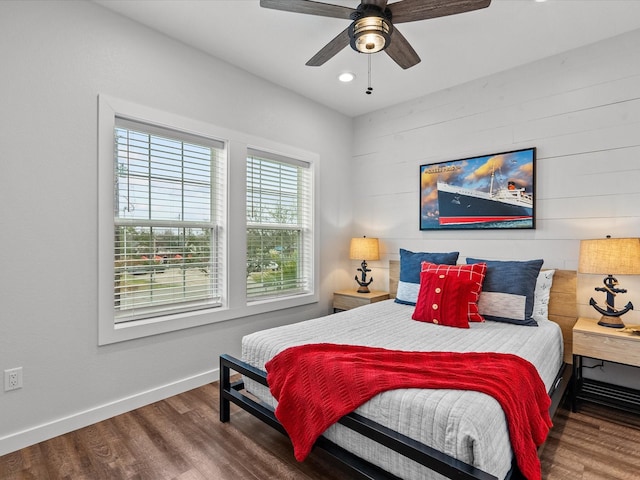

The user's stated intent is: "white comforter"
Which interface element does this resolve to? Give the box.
[241,299,563,480]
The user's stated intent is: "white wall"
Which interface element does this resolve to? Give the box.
[0,0,353,455]
[352,28,640,388]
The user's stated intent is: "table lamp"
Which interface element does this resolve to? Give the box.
[349,236,380,293]
[578,236,640,328]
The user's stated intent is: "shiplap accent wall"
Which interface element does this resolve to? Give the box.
[350,28,640,388]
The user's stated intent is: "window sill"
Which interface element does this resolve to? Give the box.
[99,292,318,345]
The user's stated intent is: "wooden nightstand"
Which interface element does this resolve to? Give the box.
[572,317,640,414]
[333,289,390,312]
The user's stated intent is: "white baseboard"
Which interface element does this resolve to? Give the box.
[0,368,219,457]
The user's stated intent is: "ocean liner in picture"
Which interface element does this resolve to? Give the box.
[437,174,533,226]
[420,147,535,230]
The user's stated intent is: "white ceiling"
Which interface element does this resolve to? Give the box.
[93,0,640,117]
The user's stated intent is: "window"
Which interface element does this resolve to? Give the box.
[113,118,225,323]
[99,95,317,345]
[246,149,313,301]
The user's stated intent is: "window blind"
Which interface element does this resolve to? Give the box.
[246,149,313,301]
[113,117,225,322]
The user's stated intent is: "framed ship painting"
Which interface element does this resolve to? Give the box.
[420,147,536,230]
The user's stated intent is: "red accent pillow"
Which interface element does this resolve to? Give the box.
[412,271,476,328]
[420,262,487,322]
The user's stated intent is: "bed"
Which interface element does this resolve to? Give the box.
[220,259,577,480]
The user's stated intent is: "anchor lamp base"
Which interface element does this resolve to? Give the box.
[597,316,625,329]
[587,274,634,329]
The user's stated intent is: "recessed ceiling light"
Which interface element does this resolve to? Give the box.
[338,72,355,83]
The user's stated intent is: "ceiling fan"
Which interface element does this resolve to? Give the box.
[260,0,492,69]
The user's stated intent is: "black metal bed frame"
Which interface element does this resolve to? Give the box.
[219,354,571,480]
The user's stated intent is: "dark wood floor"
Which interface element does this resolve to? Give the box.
[2,382,640,480]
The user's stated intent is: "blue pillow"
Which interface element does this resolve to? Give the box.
[395,249,459,305]
[465,257,544,326]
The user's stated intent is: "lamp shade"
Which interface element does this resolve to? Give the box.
[349,237,380,261]
[578,237,640,275]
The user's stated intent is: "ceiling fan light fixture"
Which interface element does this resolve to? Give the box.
[349,15,391,54]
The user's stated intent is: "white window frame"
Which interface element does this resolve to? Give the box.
[98,95,319,345]
[112,118,224,323]
[246,149,313,302]
[98,95,230,344]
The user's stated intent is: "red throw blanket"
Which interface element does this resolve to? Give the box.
[265,343,552,480]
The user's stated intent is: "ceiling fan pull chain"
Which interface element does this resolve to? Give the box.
[366,54,373,95]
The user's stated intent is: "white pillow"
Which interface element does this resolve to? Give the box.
[532,270,555,321]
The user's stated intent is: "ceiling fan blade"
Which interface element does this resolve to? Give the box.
[306,27,351,66]
[260,0,354,19]
[389,0,491,24]
[363,0,389,9]
[385,28,421,69]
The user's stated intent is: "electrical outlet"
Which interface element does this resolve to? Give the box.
[4,367,23,391]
